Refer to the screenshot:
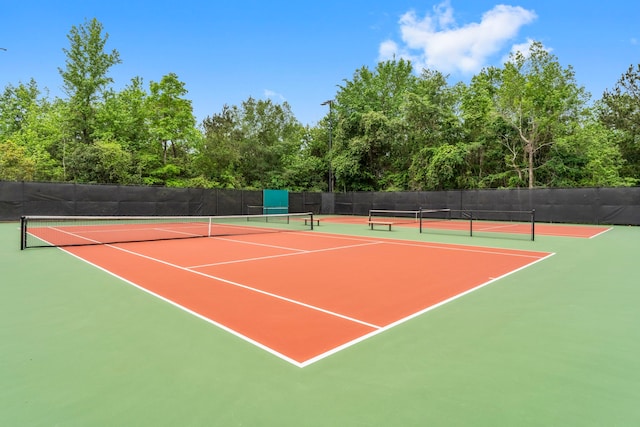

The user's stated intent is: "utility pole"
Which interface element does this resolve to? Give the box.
[321,99,334,192]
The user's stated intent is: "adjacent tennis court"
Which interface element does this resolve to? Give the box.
[3,215,639,426]
[327,208,611,239]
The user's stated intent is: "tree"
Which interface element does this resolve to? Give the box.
[145,73,199,185]
[406,69,463,189]
[59,18,121,145]
[555,120,632,187]
[241,98,300,188]
[66,139,132,183]
[238,98,304,188]
[0,79,40,136]
[599,64,640,179]
[147,73,197,163]
[459,70,517,188]
[490,41,588,188]
[197,98,305,189]
[0,139,36,180]
[197,105,243,188]
[0,80,64,180]
[95,77,150,152]
[333,59,417,191]
[94,77,151,184]
[409,144,467,190]
[279,126,328,191]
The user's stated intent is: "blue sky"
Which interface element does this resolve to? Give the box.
[1,1,639,126]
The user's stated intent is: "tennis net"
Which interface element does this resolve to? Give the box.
[368,209,421,225]
[20,212,315,249]
[419,208,535,240]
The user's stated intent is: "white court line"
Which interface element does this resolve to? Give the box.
[212,236,309,252]
[217,229,547,259]
[472,223,525,232]
[55,246,308,367]
[589,227,613,239]
[46,227,554,367]
[99,243,382,331]
[299,251,556,367]
[188,241,383,268]
[379,239,545,259]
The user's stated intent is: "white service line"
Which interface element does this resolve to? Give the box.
[188,240,384,268]
[103,242,383,331]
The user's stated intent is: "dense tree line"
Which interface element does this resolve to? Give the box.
[1,19,638,190]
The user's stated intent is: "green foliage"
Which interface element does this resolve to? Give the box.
[147,73,197,165]
[572,122,634,187]
[199,98,305,189]
[333,59,413,190]
[599,64,640,178]
[94,77,150,151]
[1,19,638,190]
[0,139,36,180]
[0,79,40,135]
[488,41,588,188]
[196,106,238,183]
[410,144,468,190]
[59,18,121,145]
[65,140,132,183]
[0,81,64,181]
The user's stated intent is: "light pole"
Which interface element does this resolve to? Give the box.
[321,99,334,192]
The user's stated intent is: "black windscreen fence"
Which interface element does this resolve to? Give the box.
[289,192,321,215]
[320,188,639,225]
[0,181,24,219]
[1,182,638,225]
[216,189,242,215]
[334,192,356,215]
[1,182,262,219]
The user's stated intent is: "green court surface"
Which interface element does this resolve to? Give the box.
[1,219,639,426]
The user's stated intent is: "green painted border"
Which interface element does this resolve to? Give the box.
[2,221,639,426]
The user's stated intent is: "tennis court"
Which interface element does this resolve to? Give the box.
[2,215,639,426]
[326,209,611,239]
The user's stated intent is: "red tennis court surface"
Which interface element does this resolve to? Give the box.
[62,231,552,367]
[322,216,611,238]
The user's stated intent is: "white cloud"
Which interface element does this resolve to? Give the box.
[379,40,399,60]
[379,1,537,75]
[502,38,551,63]
[264,89,286,102]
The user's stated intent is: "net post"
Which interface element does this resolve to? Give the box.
[310,213,314,230]
[531,209,535,241]
[208,216,212,237]
[20,216,26,250]
[418,207,423,233]
[469,210,473,237]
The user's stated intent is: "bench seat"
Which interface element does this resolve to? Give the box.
[368,221,393,231]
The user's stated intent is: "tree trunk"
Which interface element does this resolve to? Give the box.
[162,140,168,164]
[527,141,534,188]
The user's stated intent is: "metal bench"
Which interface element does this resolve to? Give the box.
[304,218,320,226]
[368,221,393,231]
